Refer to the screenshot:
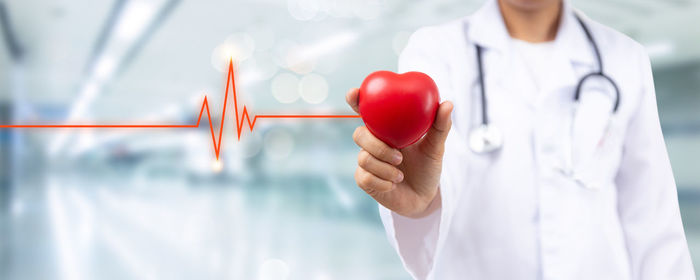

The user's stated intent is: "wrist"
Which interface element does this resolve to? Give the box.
[402,187,442,219]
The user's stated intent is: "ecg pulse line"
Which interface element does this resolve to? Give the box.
[0,59,361,159]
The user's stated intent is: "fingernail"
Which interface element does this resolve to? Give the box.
[395,172,404,183]
[393,152,403,164]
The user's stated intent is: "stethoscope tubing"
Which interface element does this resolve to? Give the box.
[573,13,621,113]
[472,12,621,134]
[475,44,488,125]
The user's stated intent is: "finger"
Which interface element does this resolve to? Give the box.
[421,101,454,159]
[355,167,395,195]
[345,88,360,113]
[357,150,404,183]
[353,126,402,165]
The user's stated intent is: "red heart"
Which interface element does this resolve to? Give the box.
[359,71,440,149]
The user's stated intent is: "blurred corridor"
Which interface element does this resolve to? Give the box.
[1,0,699,279]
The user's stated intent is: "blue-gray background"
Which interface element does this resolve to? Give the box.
[0,0,698,279]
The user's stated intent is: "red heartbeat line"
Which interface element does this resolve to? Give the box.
[0,59,361,159]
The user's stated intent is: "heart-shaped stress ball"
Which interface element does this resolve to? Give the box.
[359,71,440,149]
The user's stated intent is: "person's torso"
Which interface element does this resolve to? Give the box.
[410,8,649,280]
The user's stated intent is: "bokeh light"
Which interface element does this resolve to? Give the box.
[271,73,301,103]
[287,0,321,21]
[392,31,411,56]
[258,258,291,280]
[211,33,256,72]
[299,73,329,104]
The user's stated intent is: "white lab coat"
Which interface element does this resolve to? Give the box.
[378,1,696,279]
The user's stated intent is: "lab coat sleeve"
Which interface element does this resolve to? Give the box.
[614,49,696,279]
[378,27,455,280]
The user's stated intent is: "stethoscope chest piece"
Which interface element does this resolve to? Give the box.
[469,124,503,153]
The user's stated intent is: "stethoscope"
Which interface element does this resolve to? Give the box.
[469,13,621,164]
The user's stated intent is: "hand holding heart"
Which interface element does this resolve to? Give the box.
[359,71,441,148]
[347,71,453,218]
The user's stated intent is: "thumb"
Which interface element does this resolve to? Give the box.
[420,101,453,159]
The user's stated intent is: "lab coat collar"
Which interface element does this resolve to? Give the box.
[467,0,596,67]
[557,4,597,67]
[466,0,509,54]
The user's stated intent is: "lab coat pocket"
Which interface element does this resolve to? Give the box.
[571,90,625,189]
[573,116,627,189]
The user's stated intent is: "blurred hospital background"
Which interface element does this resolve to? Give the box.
[0,0,698,279]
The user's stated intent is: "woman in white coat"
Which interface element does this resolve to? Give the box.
[345,0,695,279]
